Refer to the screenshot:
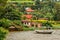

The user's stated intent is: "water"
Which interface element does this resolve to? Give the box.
[6,30,60,40]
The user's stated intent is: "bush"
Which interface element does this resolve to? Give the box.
[55,21,60,24]
[32,20,53,27]
[0,18,12,29]
[4,3,22,20]
[10,20,23,31]
[29,27,35,31]
[22,24,29,28]
[42,21,53,27]
[32,20,45,22]
[0,27,8,40]
[13,20,22,26]
[49,21,56,24]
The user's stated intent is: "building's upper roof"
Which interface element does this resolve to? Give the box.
[25,7,34,12]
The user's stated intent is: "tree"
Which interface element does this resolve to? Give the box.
[35,0,41,10]
[54,2,60,21]
[3,3,22,20]
[0,0,8,19]
[44,12,53,20]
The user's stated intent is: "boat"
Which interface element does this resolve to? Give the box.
[35,30,53,34]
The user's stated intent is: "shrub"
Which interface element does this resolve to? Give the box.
[22,24,29,28]
[49,21,56,24]
[32,20,53,27]
[29,27,35,31]
[13,20,22,26]
[4,3,22,20]
[11,20,23,31]
[42,21,53,27]
[0,18,12,29]
[55,21,60,24]
[32,20,48,23]
[0,27,8,40]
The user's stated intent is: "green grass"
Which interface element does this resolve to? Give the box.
[23,27,35,31]
[52,24,60,29]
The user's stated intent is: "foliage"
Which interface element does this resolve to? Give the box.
[32,20,48,23]
[4,3,22,20]
[42,21,53,27]
[23,27,35,31]
[0,0,60,31]
[48,21,56,24]
[0,27,8,40]
[7,0,60,21]
[31,12,45,20]
[32,20,53,27]
[0,0,8,19]
[54,2,60,21]
[0,18,13,29]
[35,0,41,9]
[13,20,22,26]
[11,0,33,1]
[44,12,53,20]
[0,0,8,9]
[22,25,29,28]
[52,24,60,29]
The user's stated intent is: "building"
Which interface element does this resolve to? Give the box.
[21,7,48,28]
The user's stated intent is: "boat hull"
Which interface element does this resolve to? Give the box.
[35,30,53,34]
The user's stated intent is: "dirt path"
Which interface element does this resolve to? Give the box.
[6,30,60,40]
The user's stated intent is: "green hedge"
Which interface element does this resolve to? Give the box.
[32,20,53,27]
[0,27,8,40]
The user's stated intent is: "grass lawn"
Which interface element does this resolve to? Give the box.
[53,24,60,29]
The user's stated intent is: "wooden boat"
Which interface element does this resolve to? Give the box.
[35,30,53,34]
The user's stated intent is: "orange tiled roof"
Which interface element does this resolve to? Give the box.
[25,14,32,19]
